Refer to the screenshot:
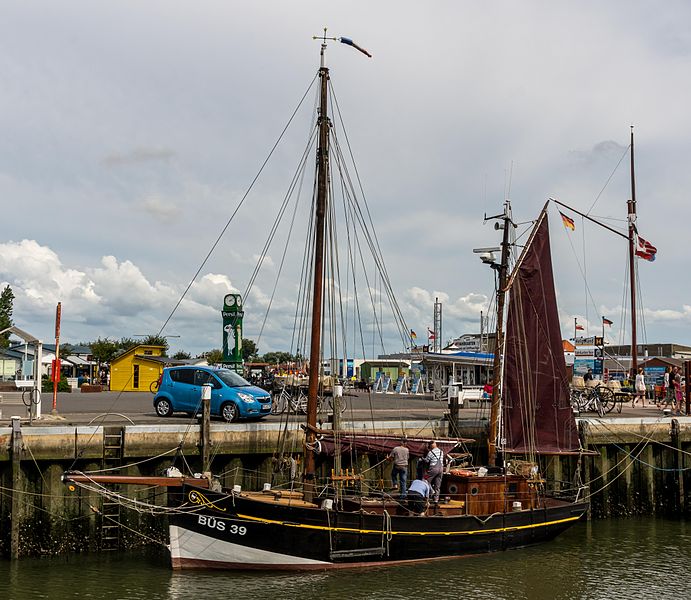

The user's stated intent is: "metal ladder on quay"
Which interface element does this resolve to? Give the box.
[100,426,124,550]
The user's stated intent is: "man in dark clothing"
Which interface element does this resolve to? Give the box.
[407,478,432,514]
[388,439,409,498]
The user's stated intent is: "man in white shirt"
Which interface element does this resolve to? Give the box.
[424,441,444,503]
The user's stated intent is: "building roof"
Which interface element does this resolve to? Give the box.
[563,340,575,352]
[361,359,411,367]
[63,355,95,366]
[423,352,494,367]
[112,344,166,361]
[134,355,207,366]
[0,326,41,343]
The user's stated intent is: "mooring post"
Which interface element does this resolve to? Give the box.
[578,420,592,519]
[448,380,460,437]
[622,445,634,515]
[10,416,23,560]
[600,447,610,518]
[200,384,212,473]
[671,418,684,514]
[642,444,656,514]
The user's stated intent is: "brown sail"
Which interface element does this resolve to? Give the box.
[502,208,581,454]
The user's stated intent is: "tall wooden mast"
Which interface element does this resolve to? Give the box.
[304,38,330,502]
[488,200,512,466]
[628,127,638,375]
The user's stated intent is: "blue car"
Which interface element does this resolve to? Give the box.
[153,366,272,422]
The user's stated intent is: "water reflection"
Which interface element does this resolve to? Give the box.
[2,518,690,600]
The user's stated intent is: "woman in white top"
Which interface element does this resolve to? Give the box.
[633,368,646,408]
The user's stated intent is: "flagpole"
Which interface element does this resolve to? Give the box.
[628,126,638,376]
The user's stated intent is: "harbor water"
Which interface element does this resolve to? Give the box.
[1,517,689,600]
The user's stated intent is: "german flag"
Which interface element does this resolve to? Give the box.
[559,211,575,231]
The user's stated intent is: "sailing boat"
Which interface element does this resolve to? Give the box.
[63,34,588,569]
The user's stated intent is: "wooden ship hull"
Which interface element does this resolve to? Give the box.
[168,478,587,570]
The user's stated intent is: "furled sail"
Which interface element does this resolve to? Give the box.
[502,209,581,454]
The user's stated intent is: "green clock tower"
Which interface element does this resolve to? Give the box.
[221,293,243,373]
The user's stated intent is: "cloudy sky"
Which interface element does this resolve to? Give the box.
[1,1,690,358]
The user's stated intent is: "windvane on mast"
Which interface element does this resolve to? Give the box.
[312,28,372,65]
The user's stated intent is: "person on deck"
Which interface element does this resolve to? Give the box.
[407,478,432,515]
[424,441,444,503]
[388,439,409,499]
[673,366,684,416]
[633,368,646,408]
[663,367,672,408]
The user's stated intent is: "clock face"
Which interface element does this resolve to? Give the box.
[224,294,236,307]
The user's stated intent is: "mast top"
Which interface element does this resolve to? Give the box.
[312,27,373,68]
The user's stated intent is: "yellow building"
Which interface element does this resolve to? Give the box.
[110,345,166,392]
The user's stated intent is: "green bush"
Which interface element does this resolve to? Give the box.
[41,375,72,393]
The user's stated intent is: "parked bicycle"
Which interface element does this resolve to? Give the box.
[270,385,347,415]
[150,375,162,394]
[570,383,614,417]
[271,386,308,414]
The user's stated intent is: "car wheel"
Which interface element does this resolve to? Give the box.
[155,398,173,417]
[221,402,239,423]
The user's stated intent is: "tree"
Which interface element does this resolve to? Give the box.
[199,349,223,364]
[138,334,170,356]
[0,285,15,349]
[242,338,258,362]
[90,338,120,364]
[118,337,140,353]
[172,350,191,360]
[261,351,298,365]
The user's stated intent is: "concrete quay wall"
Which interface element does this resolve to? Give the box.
[0,416,689,558]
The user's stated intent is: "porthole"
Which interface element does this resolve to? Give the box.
[470,486,479,496]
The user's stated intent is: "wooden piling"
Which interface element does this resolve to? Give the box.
[10,416,22,560]
[641,444,656,514]
[200,386,211,473]
[671,419,684,514]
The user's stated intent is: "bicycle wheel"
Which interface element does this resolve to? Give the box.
[290,394,308,414]
[329,397,348,414]
[575,390,589,413]
[570,389,583,414]
[270,392,286,415]
[594,397,605,418]
[599,387,615,413]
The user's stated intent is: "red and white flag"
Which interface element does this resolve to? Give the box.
[427,328,436,340]
[635,235,657,262]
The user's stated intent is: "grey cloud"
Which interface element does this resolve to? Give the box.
[568,141,628,166]
[102,147,176,167]
[141,195,183,223]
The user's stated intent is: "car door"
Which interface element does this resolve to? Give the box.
[192,369,222,414]
[168,368,197,412]
[204,372,225,415]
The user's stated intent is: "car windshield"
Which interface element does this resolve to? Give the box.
[215,369,251,387]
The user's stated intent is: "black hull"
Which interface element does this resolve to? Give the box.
[169,485,587,570]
